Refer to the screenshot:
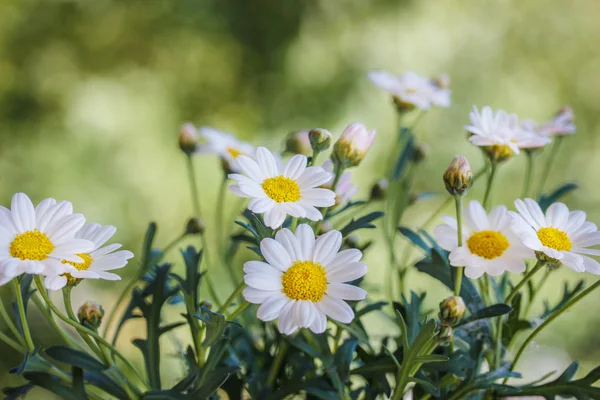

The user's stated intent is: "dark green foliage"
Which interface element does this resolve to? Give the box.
[339,211,384,236]
[538,182,578,212]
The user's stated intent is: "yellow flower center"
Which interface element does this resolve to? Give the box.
[467,230,510,260]
[62,253,94,285]
[281,261,327,301]
[9,230,54,261]
[537,227,571,251]
[226,146,243,159]
[261,175,301,203]
[485,144,514,162]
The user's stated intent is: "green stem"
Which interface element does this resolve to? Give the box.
[524,268,552,316]
[217,282,246,314]
[0,330,26,353]
[200,232,223,308]
[13,279,34,351]
[62,287,105,361]
[227,301,249,320]
[522,151,535,198]
[308,149,320,167]
[505,278,600,383]
[104,233,185,340]
[34,276,148,391]
[482,161,498,210]
[0,296,24,346]
[453,195,464,296]
[537,136,564,197]
[505,260,545,305]
[332,325,343,353]
[266,338,289,388]
[32,292,81,349]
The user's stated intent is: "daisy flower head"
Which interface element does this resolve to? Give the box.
[332,123,376,168]
[198,127,254,173]
[0,193,95,286]
[367,70,451,111]
[538,106,576,137]
[44,223,134,291]
[465,106,550,162]
[321,160,358,207]
[509,199,600,274]
[517,119,553,150]
[242,224,368,335]
[434,200,533,278]
[228,147,335,229]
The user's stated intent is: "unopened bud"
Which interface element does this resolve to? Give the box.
[346,233,361,249]
[333,123,376,168]
[438,323,454,346]
[443,156,472,196]
[411,143,428,164]
[370,178,389,200]
[309,128,332,153]
[432,74,451,89]
[186,217,206,235]
[179,123,199,155]
[78,301,104,330]
[439,296,467,324]
[200,300,213,310]
[284,130,312,155]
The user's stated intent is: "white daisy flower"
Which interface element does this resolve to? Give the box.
[368,70,451,110]
[465,106,550,158]
[242,224,368,335]
[321,160,358,207]
[197,127,254,173]
[229,147,335,229]
[44,223,134,291]
[0,193,94,286]
[518,119,554,150]
[509,199,600,274]
[434,200,533,279]
[538,106,576,137]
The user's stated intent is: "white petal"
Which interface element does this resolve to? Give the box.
[260,238,292,271]
[293,300,316,328]
[275,229,302,261]
[243,287,278,304]
[326,283,367,300]
[513,200,541,230]
[560,251,585,272]
[243,260,282,275]
[86,225,117,250]
[90,243,122,258]
[229,184,251,198]
[296,166,332,188]
[326,262,367,283]
[572,232,600,248]
[284,155,307,179]
[434,224,458,251]
[277,300,297,335]
[44,275,68,291]
[327,249,362,271]
[47,214,87,243]
[488,205,509,231]
[248,198,275,214]
[256,147,279,178]
[96,271,121,281]
[37,201,73,233]
[564,211,587,234]
[317,295,354,324]
[581,255,600,274]
[295,224,315,260]
[300,189,336,207]
[34,198,57,224]
[464,266,485,279]
[313,231,342,265]
[545,202,569,229]
[11,193,36,232]
[244,272,282,290]
[299,204,323,221]
[309,309,328,334]
[524,198,547,228]
[257,295,288,321]
[263,206,287,229]
[52,239,95,259]
[464,200,489,231]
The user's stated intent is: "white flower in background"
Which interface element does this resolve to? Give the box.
[197,127,254,173]
[465,106,550,159]
[243,224,368,334]
[0,193,94,286]
[509,199,600,273]
[368,70,451,110]
[229,147,335,228]
[538,106,576,137]
[333,123,376,168]
[321,160,358,206]
[44,223,134,291]
[518,119,554,150]
[434,200,533,278]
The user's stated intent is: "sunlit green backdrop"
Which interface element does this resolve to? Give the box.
[1,0,600,396]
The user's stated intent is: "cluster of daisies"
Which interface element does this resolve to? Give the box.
[0,193,133,290]
[180,121,376,334]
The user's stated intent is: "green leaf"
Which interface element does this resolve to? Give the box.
[193,367,238,398]
[84,370,130,400]
[9,347,53,375]
[455,304,512,327]
[45,345,108,372]
[392,130,414,181]
[12,274,35,337]
[196,309,228,348]
[541,280,584,319]
[2,383,34,400]
[355,301,387,318]
[23,372,87,400]
[538,182,578,212]
[334,339,358,381]
[398,227,431,254]
[340,211,384,236]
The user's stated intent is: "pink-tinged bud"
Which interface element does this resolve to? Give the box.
[284,130,312,155]
[333,123,376,168]
[443,156,472,196]
[439,296,467,324]
[179,123,199,155]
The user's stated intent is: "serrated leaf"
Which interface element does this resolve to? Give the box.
[455,304,512,327]
[538,182,578,212]
[398,227,431,254]
[45,346,108,372]
[340,212,384,236]
[355,301,387,318]
[334,339,358,381]
[392,131,415,181]
[196,309,228,348]
[23,371,87,400]
[84,370,130,400]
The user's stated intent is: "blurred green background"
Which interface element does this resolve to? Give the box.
[1,0,600,396]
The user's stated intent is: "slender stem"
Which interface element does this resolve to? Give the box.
[266,338,289,388]
[482,161,498,210]
[200,233,223,308]
[13,279,34,351]
[332,325,343,353]
[308,149,320,167]
[505,260,545,305]
[34,276,148,390]
[32,292,81,349]
[62,287,105,360]
[216,175,228,260]
[103,233,185,339]
[453,195,464,296]
[506,278,600,382]
[0,330,26,353]
[522,151,535,198]
[0,296,24,345]
[217,282,246,314]
[227,301,249,320]
[537,136,564,197]
[524,268,552,316]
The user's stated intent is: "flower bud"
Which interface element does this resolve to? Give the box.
[411,143,428,164]
[284,130,312,155]
[179,123,199,155]
[370,178,388,200]
[443,156,472,196]
[439,296,467,324]
[438,323,454,346]
[308,128,332,153]
[78,301,104,330]
[185,217,205,235]
[431,73,451,89]
[346,233,361,249]
[333,123,376,168]
[200,300,213,310]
